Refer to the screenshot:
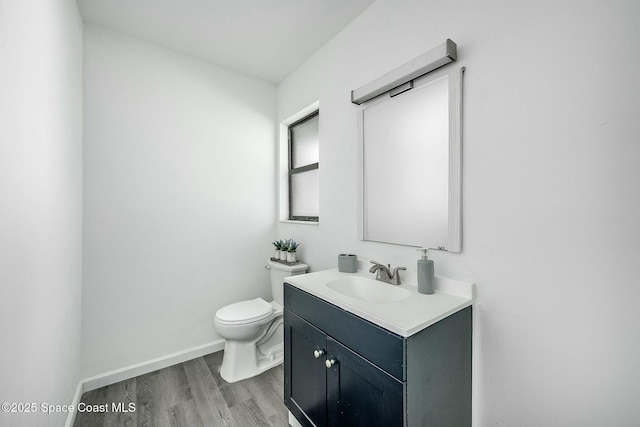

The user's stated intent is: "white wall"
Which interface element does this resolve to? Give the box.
[82,26,277,376]
[277,0,640,425]
[0,0,83,426]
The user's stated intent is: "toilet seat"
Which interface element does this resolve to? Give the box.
[215,298,274,325]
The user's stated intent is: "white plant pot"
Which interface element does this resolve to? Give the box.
[279,251,287,261]
[274,250,280,259]
[287,252,297,262]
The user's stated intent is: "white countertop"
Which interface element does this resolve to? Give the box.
[285,265,474,337]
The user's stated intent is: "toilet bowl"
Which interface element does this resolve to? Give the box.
[214,259,308,383]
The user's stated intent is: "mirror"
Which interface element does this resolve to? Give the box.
[357,67,463,252]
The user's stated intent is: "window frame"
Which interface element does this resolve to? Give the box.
[288,110,319,222]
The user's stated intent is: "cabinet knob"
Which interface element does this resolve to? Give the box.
[325,358,336,369]
[313,349,325,359]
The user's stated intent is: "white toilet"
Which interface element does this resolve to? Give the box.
[214,259,308,383]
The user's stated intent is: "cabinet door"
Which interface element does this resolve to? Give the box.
[284,310,328,427]
[326,338,404,427]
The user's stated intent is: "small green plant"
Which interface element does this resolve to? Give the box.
[286,239,299,253]
[273,239,300,253]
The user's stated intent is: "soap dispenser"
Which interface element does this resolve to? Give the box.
[417,248,435,294]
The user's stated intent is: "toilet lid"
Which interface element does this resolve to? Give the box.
[215,298,274,325]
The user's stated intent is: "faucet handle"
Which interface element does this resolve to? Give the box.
[370,260,391,269]
[369,260,384,273]
[391,266,407,285]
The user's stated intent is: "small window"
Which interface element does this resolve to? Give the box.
[288,111,319,221]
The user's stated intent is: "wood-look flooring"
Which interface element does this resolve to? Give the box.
[74,351,288,427]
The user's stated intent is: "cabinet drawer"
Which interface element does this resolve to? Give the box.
[285,283,405,381]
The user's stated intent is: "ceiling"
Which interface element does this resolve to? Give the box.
[76,0,375,84]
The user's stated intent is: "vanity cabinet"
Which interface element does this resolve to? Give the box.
[285,310,402,427]
[284,283,472,427]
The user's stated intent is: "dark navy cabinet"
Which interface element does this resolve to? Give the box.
[286,311,328,427]
[326,337,403,427]
[284,283,472,427]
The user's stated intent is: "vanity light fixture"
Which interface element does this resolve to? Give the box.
[351,39,457,104]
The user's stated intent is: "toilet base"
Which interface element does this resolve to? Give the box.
[219,341,283,383]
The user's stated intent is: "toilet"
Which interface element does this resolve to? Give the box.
[214,259,308,383]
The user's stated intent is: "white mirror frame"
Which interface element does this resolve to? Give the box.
[357,66,464,252]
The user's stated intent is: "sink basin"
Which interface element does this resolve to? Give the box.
[326,276,411,303]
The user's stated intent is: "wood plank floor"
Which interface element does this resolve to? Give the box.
[74,351,288,427]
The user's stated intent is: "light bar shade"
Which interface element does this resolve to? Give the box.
[351,39,457,105]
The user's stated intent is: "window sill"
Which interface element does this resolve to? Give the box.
[280,220,319,226]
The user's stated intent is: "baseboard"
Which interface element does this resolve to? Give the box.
[63,380,84,427]
[64,339,225,427]
[83,339,225,392]
[289,411,304,427]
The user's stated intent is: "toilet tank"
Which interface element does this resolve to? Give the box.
[269,259,308,305]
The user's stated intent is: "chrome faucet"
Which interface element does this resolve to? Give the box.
[369,261,407,285]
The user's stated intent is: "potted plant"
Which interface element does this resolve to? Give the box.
[279,239,288,261]
[286,239,299,262]
[272,240,282,259]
